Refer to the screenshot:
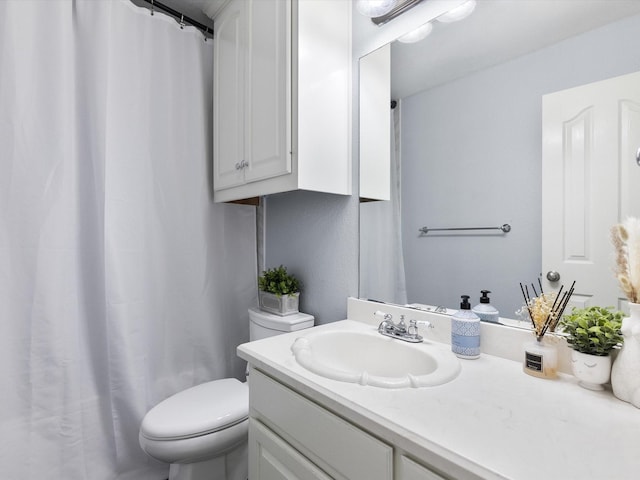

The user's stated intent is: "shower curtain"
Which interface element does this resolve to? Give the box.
[359,107,407,304]
[0,1,257,479]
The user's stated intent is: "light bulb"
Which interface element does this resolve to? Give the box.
[437,0,476,23]
[397,22,433,43]
[356,0,398,18]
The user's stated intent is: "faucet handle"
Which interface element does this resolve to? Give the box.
[396,315,407,332]
[408,319,433,339]
[374,310,392,321]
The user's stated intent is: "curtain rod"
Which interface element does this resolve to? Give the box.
[141,0,213,37]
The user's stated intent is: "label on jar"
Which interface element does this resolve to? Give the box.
[451,318,480,358]
[525,351,543,372]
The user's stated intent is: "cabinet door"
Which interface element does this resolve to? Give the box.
[213,0,245,190]
[398,455,447,480]
[243,0,291,184]
[250,419,332,480]
[251,368,393,480]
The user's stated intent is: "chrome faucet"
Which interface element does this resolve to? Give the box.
[374,311,432,343]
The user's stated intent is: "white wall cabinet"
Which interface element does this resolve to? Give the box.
[213,0,352,203]
[248,367,450,480]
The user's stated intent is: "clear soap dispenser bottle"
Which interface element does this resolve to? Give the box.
[451,295,481,359]
[472,290,500,323]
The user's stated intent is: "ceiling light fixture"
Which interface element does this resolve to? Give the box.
[369,0,425,26]
[397,22,433,43]
[356,0,399,18]
[437,0,476,23]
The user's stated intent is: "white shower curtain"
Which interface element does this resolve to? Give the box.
[359,107,407,304]
[0,1,257,479]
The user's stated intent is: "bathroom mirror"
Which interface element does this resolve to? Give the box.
[359,0,640,320]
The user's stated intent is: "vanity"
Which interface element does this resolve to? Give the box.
[238,298,640,480]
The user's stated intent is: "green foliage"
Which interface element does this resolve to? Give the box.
[560,306,624,356]
[258,265,301,296]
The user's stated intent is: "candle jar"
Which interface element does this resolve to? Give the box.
[523,337,558,379]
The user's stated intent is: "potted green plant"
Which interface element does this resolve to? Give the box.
[258,265,301,316]
[560,306,624,390]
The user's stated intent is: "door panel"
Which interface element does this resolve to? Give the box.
[542,71,640,311]
[249,419,332,480]
[244,0,291,184]
[213,0,245,190]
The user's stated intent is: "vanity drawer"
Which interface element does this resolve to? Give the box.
[250,368,393,480]
[398,455,448,480]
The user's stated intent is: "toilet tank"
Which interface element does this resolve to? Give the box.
[249,307,314,341]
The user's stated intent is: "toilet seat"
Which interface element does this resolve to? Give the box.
[141,378,248,441]
[139,379,249,464]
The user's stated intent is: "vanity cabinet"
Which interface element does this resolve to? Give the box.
[248,367,450,480]
[213,0,352,203]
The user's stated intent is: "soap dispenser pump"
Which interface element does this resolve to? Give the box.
[451,295,481,359]
[472,290,500,323]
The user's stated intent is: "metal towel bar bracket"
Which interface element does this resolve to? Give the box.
[419,224,511,235]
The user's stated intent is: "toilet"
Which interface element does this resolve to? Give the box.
[139,307,314,480]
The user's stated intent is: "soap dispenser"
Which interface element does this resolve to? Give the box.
[451,295,481,359]
[472,290,500,323]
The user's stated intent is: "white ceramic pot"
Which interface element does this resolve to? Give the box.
[258,291,299,316]
[611,302,640,407]
[571,350,612,391]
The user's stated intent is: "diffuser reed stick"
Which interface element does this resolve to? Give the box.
[519,280,575,340]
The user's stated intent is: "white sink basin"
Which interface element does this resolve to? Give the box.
[291,330,461,388]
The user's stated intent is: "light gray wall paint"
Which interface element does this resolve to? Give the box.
[401,14,640,317]
[264,192,359,324]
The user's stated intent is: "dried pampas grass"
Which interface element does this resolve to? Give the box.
[611,217,640,303]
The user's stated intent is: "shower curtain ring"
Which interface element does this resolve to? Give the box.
[150,0,154,16]
[179,14,185,29]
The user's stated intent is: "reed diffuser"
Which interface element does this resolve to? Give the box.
[519,279,575,379]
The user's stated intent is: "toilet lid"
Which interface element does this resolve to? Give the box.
[249,307,314,332]
[140,378,248,441]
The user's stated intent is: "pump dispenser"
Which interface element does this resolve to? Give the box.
[472,290,500,323]
[451,295,481,359]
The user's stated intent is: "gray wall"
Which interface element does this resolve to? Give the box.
[264,191,359,324]
[401,14,640,317]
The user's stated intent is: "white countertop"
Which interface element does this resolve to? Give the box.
[238,317,640,480]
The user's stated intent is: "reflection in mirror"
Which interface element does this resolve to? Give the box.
[359,44,391,201]
[360,1,640,321]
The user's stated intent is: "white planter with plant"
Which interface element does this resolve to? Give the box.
[258,266,301,316]
[560,306,623,391]
[610,218,640,407]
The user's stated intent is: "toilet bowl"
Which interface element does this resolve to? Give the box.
[139,308,314,480]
